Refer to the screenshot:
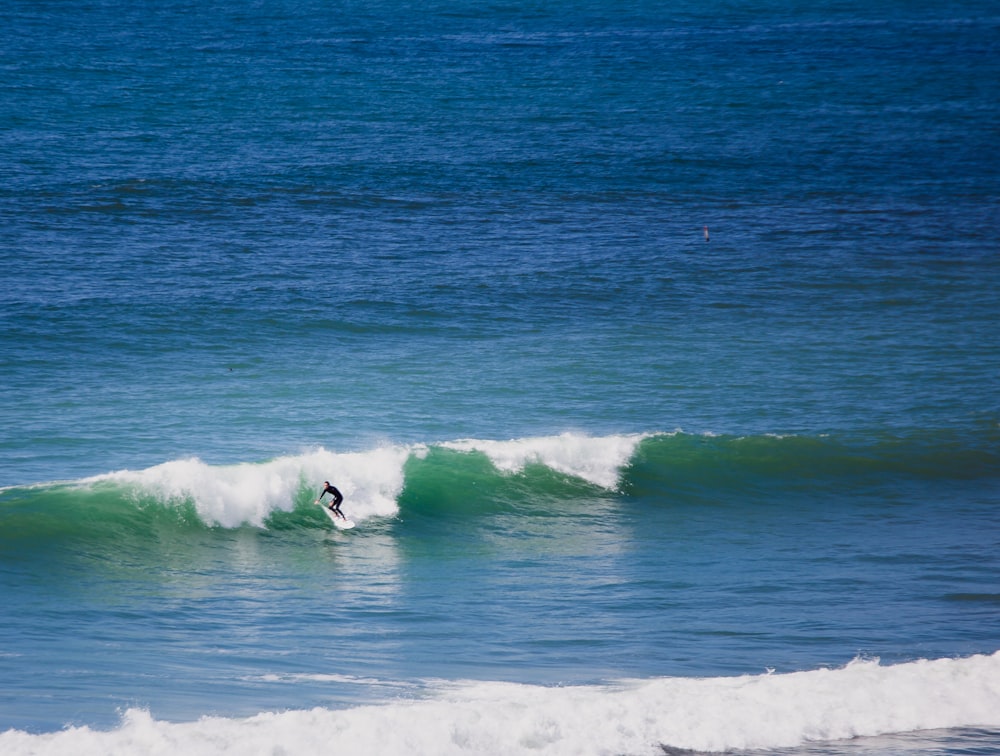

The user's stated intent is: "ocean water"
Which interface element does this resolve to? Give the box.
[2,0,999,753]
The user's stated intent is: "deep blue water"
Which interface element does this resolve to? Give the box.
[1,1,999,753]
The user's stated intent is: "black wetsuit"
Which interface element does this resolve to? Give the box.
[319,484,344,514]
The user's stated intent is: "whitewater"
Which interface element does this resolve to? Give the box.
[4,654,999,755]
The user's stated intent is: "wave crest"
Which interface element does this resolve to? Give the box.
[72,432,645,528]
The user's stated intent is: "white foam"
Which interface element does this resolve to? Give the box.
[5,652,998,756]
[85,444,412,528]
[440,432,646,489]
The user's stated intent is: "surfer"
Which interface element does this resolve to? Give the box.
[316,481,345,520]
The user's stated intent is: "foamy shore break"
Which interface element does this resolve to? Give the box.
[4,652,999,755]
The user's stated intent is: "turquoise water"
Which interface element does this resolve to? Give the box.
[2,1,999,753]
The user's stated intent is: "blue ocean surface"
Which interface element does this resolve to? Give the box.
[1,0,999,753]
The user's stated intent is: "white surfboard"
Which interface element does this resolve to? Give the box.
[317,501,355,529]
